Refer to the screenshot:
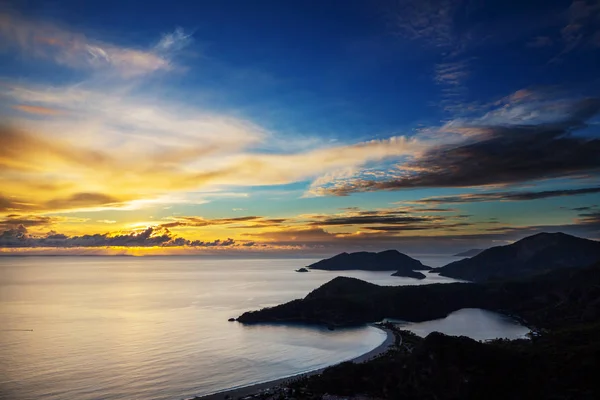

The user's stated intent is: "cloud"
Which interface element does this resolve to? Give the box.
[313,97,600,196]
[435,60,470,86]
[392,0,464,49]
[0,225,237,248]
[310,214,440,226]
[414,186,600,204]
[291,206,475,236]
[0,215,56,229]
[0,214,88,231]
[45,193,121,210]
[577,210,600,226]
[2,81,423,213]
[0,11,192,77]
[160,215,288,229]
[11,105,64,115]
[362,222,472,231]
[559,0,600,53]
[565,205,598,211]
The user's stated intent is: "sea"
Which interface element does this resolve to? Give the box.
[0,256,529,400]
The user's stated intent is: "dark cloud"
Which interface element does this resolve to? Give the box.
[311,215,441,226]
[415,186,600,204]
[0,226,238,248]
[0,196,14,212]
[321,98,600,196]
[363,222,473,231]
[569,205,598,211]
[0,194,35,212]
[578,210,600,225]
[409,207,459,212]
[44,193,120,210]
[161,215,287,229]
[0,214,61,230]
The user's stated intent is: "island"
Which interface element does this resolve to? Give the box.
[295,268,309,273]
[306,249,430,279]
[391,269,426,279]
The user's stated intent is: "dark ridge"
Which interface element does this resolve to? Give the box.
[436,232,600,282]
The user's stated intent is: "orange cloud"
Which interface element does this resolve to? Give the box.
[12,104,64,115]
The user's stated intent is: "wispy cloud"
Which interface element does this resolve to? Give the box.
[391,0,464,49]
[1,81,424,214]
[310,96,600,196]
[0,11,192,77]
[11,104,64,115]
[414,187,600,204]
[435,60,470,86]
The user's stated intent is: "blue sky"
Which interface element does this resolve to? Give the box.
[0,0,599,255]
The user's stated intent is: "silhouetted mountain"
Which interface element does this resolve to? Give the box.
[436,232,600,282]
[307,250,430,278]
[453,248,483,257]
[237,261,600,329]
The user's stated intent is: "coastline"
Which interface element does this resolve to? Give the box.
[191,325,395,400]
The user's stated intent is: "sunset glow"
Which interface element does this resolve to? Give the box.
[1,1,599,256]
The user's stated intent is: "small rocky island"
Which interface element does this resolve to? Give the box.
[295,268,309,273]
[306,249,429,279]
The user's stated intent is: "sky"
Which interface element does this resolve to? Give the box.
[1,0,599,256]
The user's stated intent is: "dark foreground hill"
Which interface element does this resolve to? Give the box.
[307,250,429,279]
[435,232,600,282]
[286,324,600,400]
[238,261,600,329]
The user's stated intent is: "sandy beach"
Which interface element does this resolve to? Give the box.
[192,326,395,400]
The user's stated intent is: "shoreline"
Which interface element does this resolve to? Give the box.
[191,325,395,400]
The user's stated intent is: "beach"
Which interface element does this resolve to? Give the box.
[192,326,395,400]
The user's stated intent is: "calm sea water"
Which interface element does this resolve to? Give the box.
[0,256,525,400]
[396,308,530,341]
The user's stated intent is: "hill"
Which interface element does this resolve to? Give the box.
[307,250,429,279]
[436,232,600,282]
